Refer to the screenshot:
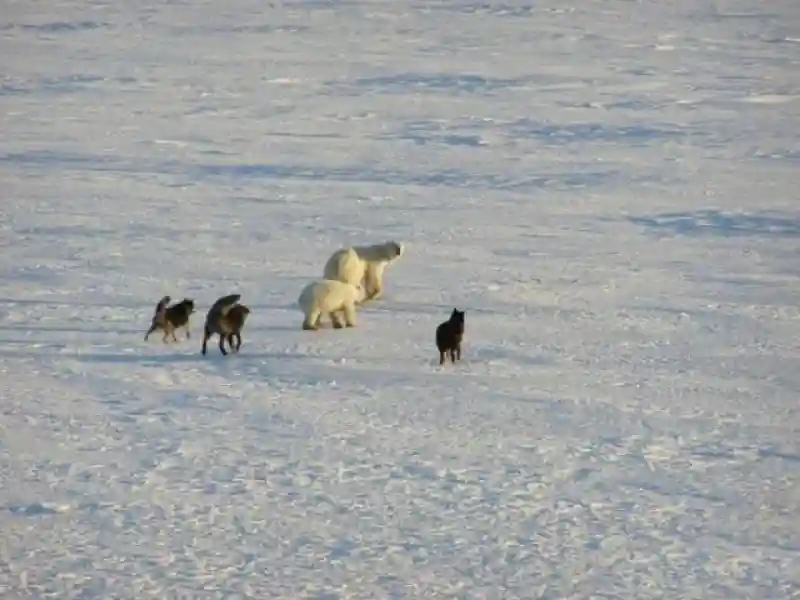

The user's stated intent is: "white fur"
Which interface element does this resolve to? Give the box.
[322,240,404,301]
[322,247,362,288]
[297,279,365,330]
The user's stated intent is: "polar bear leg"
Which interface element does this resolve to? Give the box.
[330,310,345,329]
[342,302,357,327]
[364,263,387,300]
[303,308,321,330]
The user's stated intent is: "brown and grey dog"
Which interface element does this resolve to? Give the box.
[144,295,196,343]
[201,293,251,356]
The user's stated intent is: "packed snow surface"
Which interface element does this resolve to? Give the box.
[1,0,799,598]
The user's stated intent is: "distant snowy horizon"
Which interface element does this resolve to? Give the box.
[1,0,798,598]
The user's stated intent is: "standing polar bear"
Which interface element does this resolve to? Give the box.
[298,279,366,330]
[323,241,404,302]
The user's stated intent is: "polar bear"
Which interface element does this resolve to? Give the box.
[322,241,404,302]
[297,279,366,331]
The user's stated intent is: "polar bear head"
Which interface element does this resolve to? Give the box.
[387,241,404,259]
[353,283,367,304]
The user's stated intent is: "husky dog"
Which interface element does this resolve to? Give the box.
[144,295,196,343]
[435,308,465,365]
[323,240,404,301]
[201,293,251,356]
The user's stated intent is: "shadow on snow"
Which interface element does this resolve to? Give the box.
[628,209,800,238]
[0,150,621,192]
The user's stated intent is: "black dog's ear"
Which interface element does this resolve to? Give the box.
[451,308,458,317]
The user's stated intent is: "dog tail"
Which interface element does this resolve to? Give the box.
[209,293,241,316]
[154,295,171,316]
[205,293,242,330]
[145,295,171,341]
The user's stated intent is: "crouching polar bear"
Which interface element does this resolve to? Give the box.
[323,241,404,301]
[298,279,366,331]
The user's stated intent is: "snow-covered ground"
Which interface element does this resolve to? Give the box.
[1,0,799,597]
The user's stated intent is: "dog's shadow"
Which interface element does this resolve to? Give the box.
[0,324,144,335]
[69,350,310,365]
[250,323,299,332]
[0,297,146,309]
[73,352,206,365]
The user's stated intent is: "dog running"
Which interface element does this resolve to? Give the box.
[201,293,251,356]
[144,295,196,343]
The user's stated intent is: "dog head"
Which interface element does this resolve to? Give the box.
[226,304,251,328]
[450,308,465,331]
[178,298,196,314]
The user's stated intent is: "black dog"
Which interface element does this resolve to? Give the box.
[435,308,465,365]
[144,295,196,343]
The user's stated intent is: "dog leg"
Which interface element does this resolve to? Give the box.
[201,327,211,355]
[218,333,228,356]
[439,351,446,365]
[235,332,242,351]
[455,344,461,361]
[144,324,157,341]
[449,348,457,363]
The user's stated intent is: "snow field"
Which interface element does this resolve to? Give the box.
[1,0,799,598]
